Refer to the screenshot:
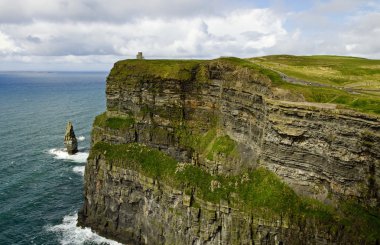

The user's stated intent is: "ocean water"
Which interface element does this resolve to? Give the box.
[0,72,121,244]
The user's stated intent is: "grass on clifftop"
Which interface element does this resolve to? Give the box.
[280,83,380,114]
[251,55,380,88]
[107,56,380,115]
[218,57,285,85]
[250,55,380,115]
[90,141,380,242]
[109,59,202,82]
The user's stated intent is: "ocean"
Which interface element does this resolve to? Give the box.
[0,72,121,244]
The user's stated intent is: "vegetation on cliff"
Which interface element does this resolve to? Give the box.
[176,125,239,161]
[252,55,380,88]
[90,141,380,242]
[106,55,380,114]
[108,59,202,82]
[89,141,316,215]
[250,55,380,114]
[94,112,135,130]
[84,56,380,243]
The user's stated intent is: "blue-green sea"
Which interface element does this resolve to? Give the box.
[0,72,120,244]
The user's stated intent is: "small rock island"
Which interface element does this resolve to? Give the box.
[64,121,78,155]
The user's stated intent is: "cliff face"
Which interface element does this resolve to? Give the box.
[263,101,379,203]
[79,156,351,244]
[79,58,380,244]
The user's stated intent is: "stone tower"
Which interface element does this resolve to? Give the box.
[64,121,78,155]
[136,52,144,59]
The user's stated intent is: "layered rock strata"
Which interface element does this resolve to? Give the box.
[79,58,380,244]
[79,155,358,244]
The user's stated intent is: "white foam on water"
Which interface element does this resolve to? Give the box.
[72,166,85,176]
[48,148,88,163]
[77,136,85,142]
[46,213,122,245]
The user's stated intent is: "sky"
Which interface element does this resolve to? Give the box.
[0,0,379,71]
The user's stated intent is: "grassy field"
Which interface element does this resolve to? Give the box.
[249,55,380,115]
[250,55,380,89]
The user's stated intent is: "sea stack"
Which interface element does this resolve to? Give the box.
[64,121,78,155]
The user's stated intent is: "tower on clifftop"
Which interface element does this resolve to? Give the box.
[136,52,144,60]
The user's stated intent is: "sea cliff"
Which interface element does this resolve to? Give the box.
[78,58,380,244]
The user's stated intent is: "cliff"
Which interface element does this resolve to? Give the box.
[78,57,380,244]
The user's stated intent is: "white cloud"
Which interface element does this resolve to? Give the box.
[0,54,122,71]
[0,8,286,61]
[0,0,232,23]
[0,31,21,54]
[338,12,380,58]
[0,0,379,70]
[345,44,357,51]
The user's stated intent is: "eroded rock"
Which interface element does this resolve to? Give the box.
[64,121,78,155]
[79,58,380,244]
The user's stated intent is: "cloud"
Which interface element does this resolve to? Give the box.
[272,0,380,58]
[0,8,286,59]
[0,0,379,70]
[0,31,21,54]
[26,35,42,43]
[338,12,380,57]
[0,54,123,71]
[0,0,233,24]
[314,0,365,14]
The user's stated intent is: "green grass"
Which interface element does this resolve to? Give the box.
[340,201,380,242]
[107,56,380,115]
[175,124,200,150]
[236,168,299,214]
[90,141,380,242]
[108,57,281,88]
[108,59,203,82]
[90,142,316,214]
[218,57,284,85]
[198,128,217,150]
[279,83,380,114]
[251,55,380,87]
[175,125,238,161]
[94,112,135,130]
[249,55,380,115]
[206,135,237,160]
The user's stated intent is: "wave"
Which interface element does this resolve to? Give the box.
[72,166,85,176]
[46,213,122,245]
[48,148,88,163]
[77,136,85,142]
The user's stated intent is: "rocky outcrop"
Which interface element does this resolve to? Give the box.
[263,100,379,205]
[78,155,358,245]
[64,121,78,155]
[93,59,380,205]
[79,58,380,244]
